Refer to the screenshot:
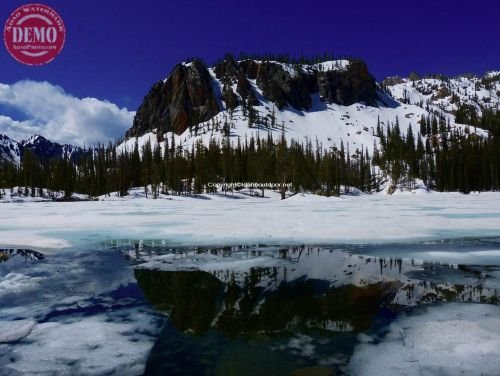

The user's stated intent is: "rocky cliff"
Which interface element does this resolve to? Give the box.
[126,56,378,137]
[126,59,220,138]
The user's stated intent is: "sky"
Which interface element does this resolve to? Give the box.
[0,0,499,144]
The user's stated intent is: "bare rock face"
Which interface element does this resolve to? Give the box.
[221,86,239,110]
[255,62,313,110]
[237,60,376,110]
[213,56,239,85]
[126,56,378,138]
[317,60,378,106]
[215,58,259,108]
[234,72,259,107]
[238,60,315,110]
[126,60,219,137]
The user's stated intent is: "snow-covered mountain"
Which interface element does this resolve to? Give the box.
[0,134,82,165]
[2,58,499,165]
[384,71,500,114]
[120,57,497,155]
[0,134,21,164]
[20,135,81,161]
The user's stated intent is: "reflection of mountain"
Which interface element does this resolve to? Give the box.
[134,247,500,336]
[134,270,221,334]
[135,268,394,336]
[0,248,44,263]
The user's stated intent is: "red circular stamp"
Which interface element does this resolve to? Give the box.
[3,3,66,66]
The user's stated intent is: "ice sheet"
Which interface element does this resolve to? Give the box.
[2,309,160,376]
[0,319,35,343]
[0,250,164,376]
[1,193,500,265]
[348,303,500,376]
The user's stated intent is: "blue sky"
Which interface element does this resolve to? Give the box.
[1,0,499,110]
[0,0,499,144]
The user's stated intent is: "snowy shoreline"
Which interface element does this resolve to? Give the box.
[1,190,500,260]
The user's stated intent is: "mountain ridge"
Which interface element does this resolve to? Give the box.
[126,57,379,139]
[1,57,499,166]
[0,134,83,165]
[118,56,498,160]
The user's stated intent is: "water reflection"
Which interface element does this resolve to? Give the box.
[0,248,44,263]
[124,245,500,375]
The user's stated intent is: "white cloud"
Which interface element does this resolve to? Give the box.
[0,81,135,146]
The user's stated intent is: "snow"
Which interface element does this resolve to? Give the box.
[348,303,500,376]
[485,70,500,79]
[0,273,45,297]
[118,91,446,157]
[0,249,164,375]
[311,59,350,72]
[1,190,500,374]
[387,73,500,116]
[264,59,350,77]
[175,59,349,82]
[0,134,84,168]
[285,192,344,202]
[3,311,159,376]
[0,186,89,203]
[0,319,35,343]
[120,61,493,160]
[380,178,431,195]
[0,133,20,164]
[1,192,500,264]
[118,86,487,159]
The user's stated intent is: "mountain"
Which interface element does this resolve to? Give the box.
[121,56,496,156]
[383,71,500,114]
[20,135,82,161]
[0,134,21,164]
[0,134,82,165]
[4,58,498,164]
[126,57,377,138]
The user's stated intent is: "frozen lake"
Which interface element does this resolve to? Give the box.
[1,191,500,252]
[1,193,500,375]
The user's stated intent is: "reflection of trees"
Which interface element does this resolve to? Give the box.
[134,247,500,338]
[135,267,397,337]
[379,257,403,275]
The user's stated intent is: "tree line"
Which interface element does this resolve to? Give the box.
[375,112,500,193]
[1,109,499,199]
[0,130,373,200]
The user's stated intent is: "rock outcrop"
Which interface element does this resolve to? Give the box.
[317,60,378,106]
[126,56,378,137]
[126,59,220,137]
